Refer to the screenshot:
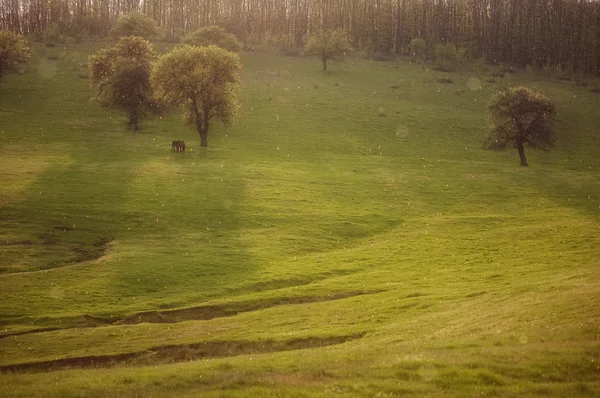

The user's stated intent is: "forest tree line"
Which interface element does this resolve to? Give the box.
[1,0,599,76]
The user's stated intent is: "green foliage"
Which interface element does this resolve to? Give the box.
[434,43,464,69]
[182,25,242,53]
[151,44,241,147]
[484,86,558,166]
[39,21,86,45]
[43,22,64,45]
[88,36,157,130]
[410,37,426,60]
[0,30,31,88]
[164,27,184,43]
[303,29,353,71]
[264,32,295,48]
[109,12,161,41]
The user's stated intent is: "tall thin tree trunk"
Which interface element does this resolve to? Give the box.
[517,142,528,166]
[395,0,402,55]
[200,131,208,147]
[198,109,210,147]
[322,56,327,71]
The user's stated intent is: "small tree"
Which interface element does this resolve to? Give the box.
[151,45,241,147]
[484,87,558,166]
[0,30,31,89]
[410,38,426,61]
[303,29,352,71]
[182,26,242,53]
[434,43,464,69]
[89,36,157,130]
[110,12,161,41]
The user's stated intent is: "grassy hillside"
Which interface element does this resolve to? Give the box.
[0,43,599,397]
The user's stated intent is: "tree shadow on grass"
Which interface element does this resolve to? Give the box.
[527,168,600,219]
[0,134,257,325]
[106,154,259,311]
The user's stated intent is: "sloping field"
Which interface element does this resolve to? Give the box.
[0,44,599,397]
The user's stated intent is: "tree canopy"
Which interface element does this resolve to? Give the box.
[89,36,157,130]
[182,26,242,53]
[303,29,352,71]
[484,87,558,167]
[109,12,161,41]
[0,30,30,89]
[2,1,600,76]
[151,44,241,147]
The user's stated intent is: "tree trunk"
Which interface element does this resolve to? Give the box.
[396,0,403,55]
[517,142,528,166]
[200,131,208,147]
[322,57,327,71]
[129,112,139,130]
[199,110,210,147]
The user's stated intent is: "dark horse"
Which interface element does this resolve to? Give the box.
[171,140,186,152]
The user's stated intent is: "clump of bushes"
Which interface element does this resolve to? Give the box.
[410,38,426,61]
[42,22,86,45]
[434,43,465,70]
[109,12,161,41]
[182,26,242,53]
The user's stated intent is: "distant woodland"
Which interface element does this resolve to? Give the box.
[1,0,599,75]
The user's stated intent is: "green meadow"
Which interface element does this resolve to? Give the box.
[1,43,599,397]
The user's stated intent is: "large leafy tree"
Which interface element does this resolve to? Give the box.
[484,87,558,166]
[109,12,161,41]
[182,26,242,53]
[0,30,30,90]
[151,45,241,147]
[89,36,157,130]
[303,29,353,71]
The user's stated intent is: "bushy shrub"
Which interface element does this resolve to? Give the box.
[0,30,31,87]
[109,12,161,41]
[434,43,464,69]
[182,26,242,52]
[44,23,64,45]
[410,38,426,60]
[265,32,294,48]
